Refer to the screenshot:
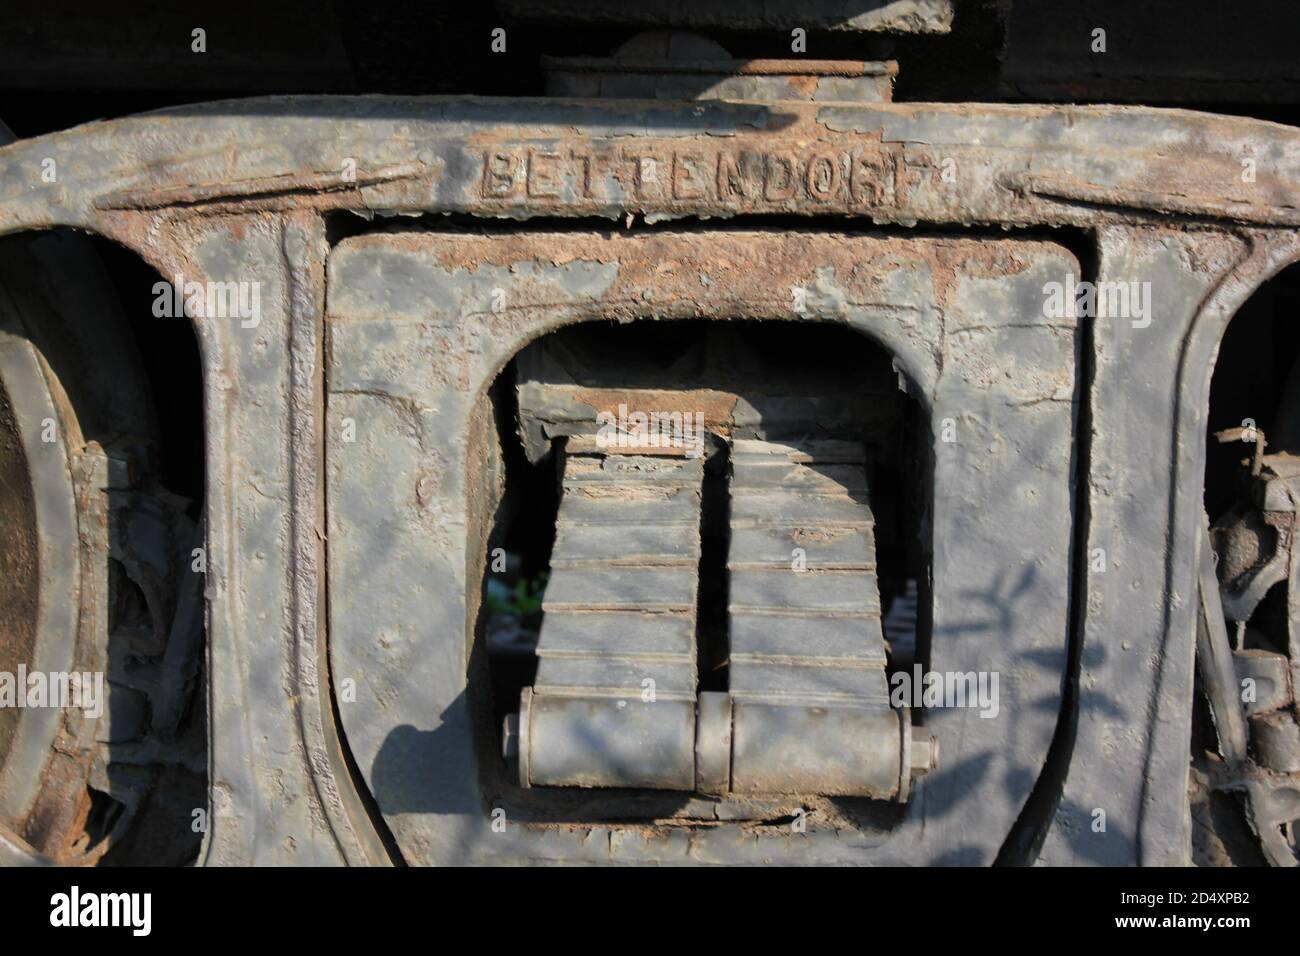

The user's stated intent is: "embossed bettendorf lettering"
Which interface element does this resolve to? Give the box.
[480,146,897,208]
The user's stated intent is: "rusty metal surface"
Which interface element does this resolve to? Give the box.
[325,228,1076,863]
[176,214,385,866]
[0,225,213,864]
[543,58,895,76]
[513,322,900,460]
[1038,226,1300,866]
[0,95,1297,864]
[0,314,81,827]
[1,99,1298,232]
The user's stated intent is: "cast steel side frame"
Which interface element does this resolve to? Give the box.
[0,96,1297,864]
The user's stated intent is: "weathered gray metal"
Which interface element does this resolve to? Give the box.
[694,691,731,795]
[0,93,1297,864]
[0,317,81,824]
[1252,712,1300,773]
[0,821,47,866]
[3,99,1299,231]
[0,224,210,863]
[1197,522,1250,765]
[517,433,927,798]
[724,439,918,798]
[326,228,1075,862]
[521,443,701,790]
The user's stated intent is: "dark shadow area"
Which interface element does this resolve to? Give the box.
[1204,262,1300,522]
[1194,260,1300,865]
[2,1,1299,140]
[0,228,206,865]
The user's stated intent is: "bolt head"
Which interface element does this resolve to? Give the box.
[910,728,939,775]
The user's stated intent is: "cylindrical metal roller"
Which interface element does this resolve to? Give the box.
[513,689,937,799]
[520,690,696,790]
[694,691,733,794]
[730,701,905,798]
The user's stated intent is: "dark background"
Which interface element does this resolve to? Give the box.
[2,0,1299,139]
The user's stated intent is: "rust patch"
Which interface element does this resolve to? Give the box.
[572,386,741,437]
[356,228,1053,318]
[95,161,429,212]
